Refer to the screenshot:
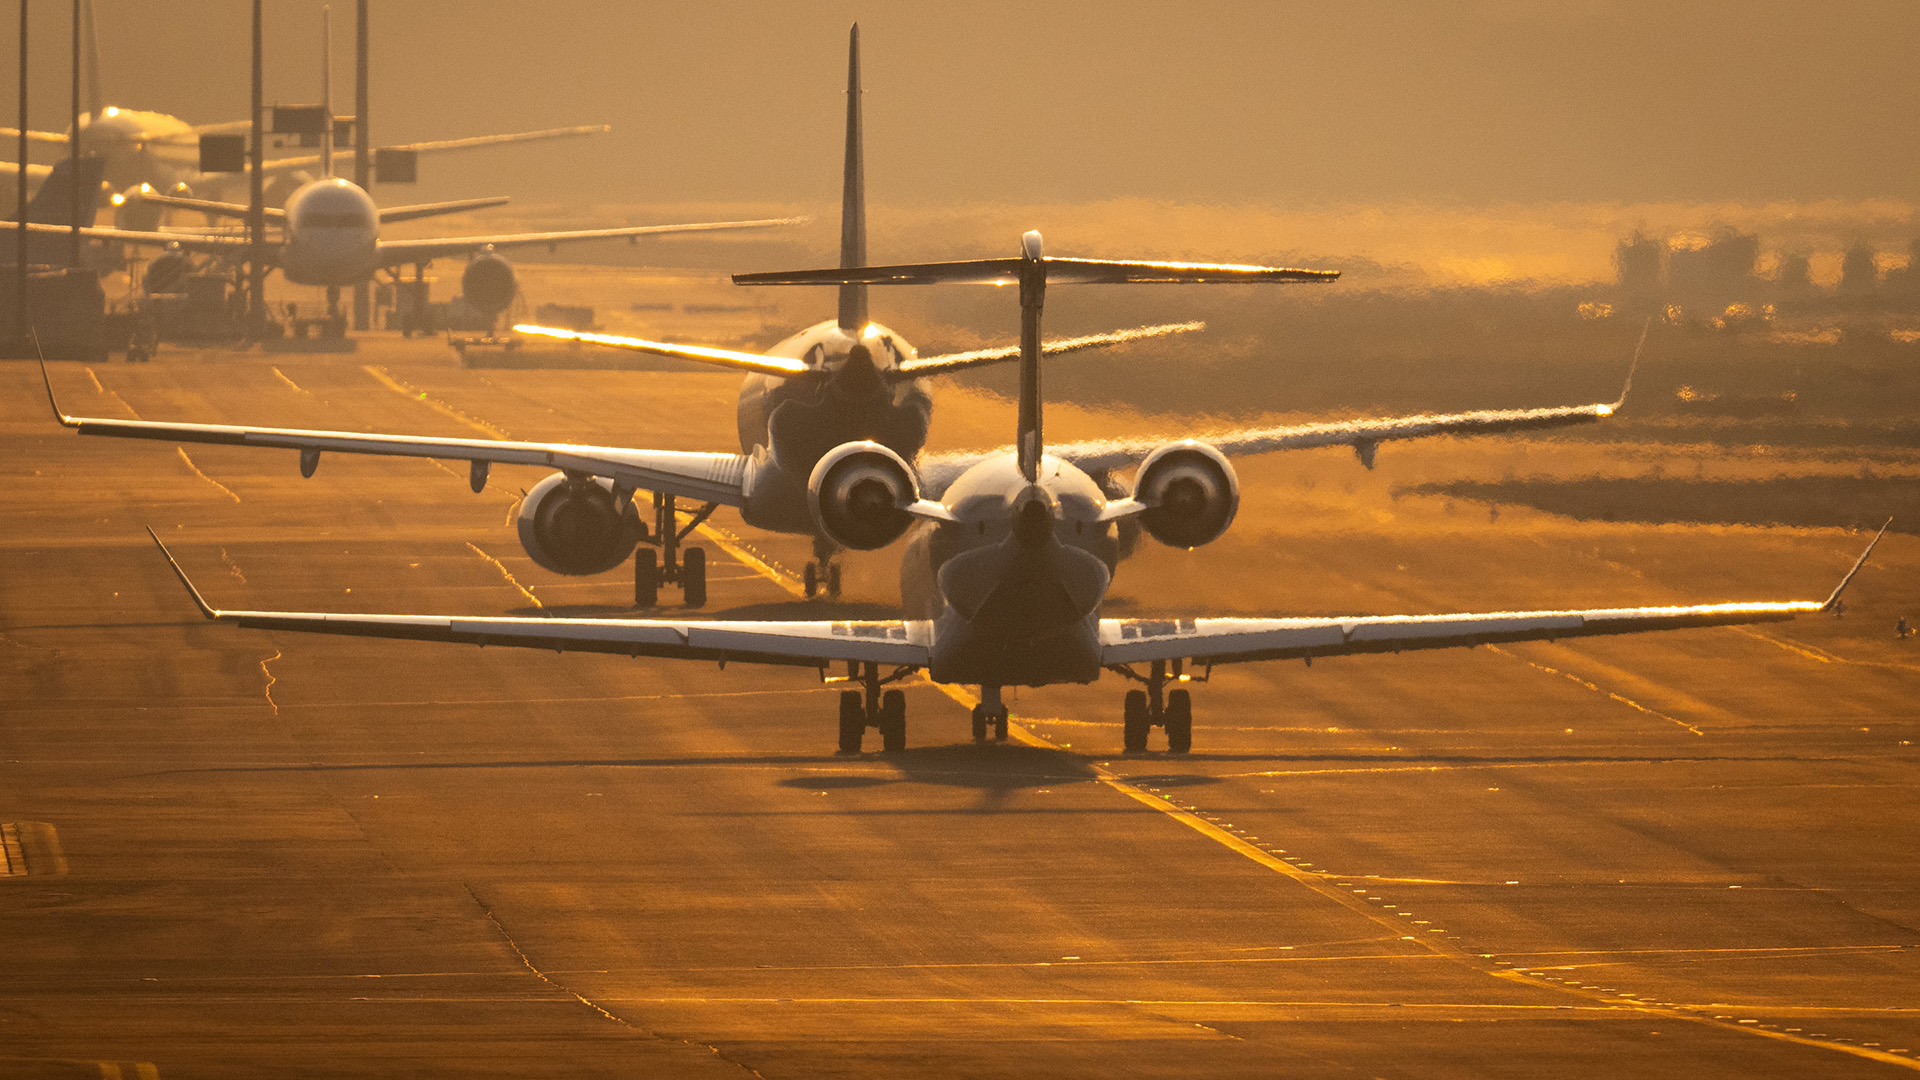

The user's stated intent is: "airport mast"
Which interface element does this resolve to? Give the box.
[15,0,27,346]
[246,0,266,339]
[352,0,369,331]
[68,0,79,265]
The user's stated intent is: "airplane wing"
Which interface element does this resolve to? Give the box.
[894,321,1205,379]
[1102,523,1887,668]
[151,529,928,669]
[375,216,803,266]
[917,343,1641,495]
[137,193,509,225]
[0,127,73,146]
[14,219,254,256]
[40,360,750,507]
[0,160,54,184]
[512,325,810,377]
[260,124,613,175]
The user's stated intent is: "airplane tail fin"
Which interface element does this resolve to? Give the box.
[836,22,868,332]
[18,155,104,227]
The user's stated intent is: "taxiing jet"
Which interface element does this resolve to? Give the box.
[18,9,796,328]
[516,24,1206,600]
[124,229,1878,757]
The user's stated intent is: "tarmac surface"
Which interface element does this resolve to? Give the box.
[3,336,1917,1078]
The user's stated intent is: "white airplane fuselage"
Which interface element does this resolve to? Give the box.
[279,177,380,286]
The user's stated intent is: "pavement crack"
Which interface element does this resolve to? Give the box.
[464,884,767,1078]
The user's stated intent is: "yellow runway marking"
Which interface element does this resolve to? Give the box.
[466,542,542,608]
[919,677,1920,1072]
[175,447,241,503]
[271,366,310,394]
[1486,644,1702,735]
[688,519,805,597]
[364,365,511,440]
[84,365,105,393]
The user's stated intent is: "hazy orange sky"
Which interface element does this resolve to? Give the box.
[10,0,1920,211]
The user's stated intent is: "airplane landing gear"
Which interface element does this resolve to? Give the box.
[832,661,913,753]
[971,684,1009,744]
[803,536,842,599]
[1113,659,1195,753]
[633,491,715,608]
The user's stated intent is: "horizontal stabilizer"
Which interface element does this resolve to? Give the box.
[737,256,1338,288]
[897,321,1204,379]
[378,196,510,224]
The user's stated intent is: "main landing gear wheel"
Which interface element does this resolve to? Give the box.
[804,562,819,598]
[681,546,707,608]
[1164,689,1193,754]
[878,690,907,752]
[834,663,911,754]
[1122,690,1151,753]
[633,548,659,608]
[838,690,865,754]
[804,537,843,599]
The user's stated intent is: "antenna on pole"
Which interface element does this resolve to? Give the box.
[352,0,369,329]
[246,0,266,339]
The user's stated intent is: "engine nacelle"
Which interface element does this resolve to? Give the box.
[808,441,918,551]
[515,472,642,576]
[142,250,193,295]
[1134,440,1239,549]
[461,251,517,318]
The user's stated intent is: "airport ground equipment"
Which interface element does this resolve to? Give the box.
[117,228,1862,758]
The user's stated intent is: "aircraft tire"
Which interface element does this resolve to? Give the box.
[838,690,865,754]
[682,546,707,608]
[992,710,1008,742]
[1165,689,1193,754]
[1122,690,1151,753]
[879,690,907,752]
[804,562,819,598]
[971,705,989,744]
[827,562,842,599]
[634,548,659,608]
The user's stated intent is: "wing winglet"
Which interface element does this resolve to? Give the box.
[146,527,219,620]
[36,340,79,429]
[1822,518,1892,612]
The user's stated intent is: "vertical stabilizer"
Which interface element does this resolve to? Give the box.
[836,22,867,331]
[1015,230,1045,481]
[318,6,334,179]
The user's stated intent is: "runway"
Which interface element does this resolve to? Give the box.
[3,339,1917,1078]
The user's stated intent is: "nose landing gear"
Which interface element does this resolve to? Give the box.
[634,491,715,608]
[1113,659,1196,754]
[971,685,1010,744]
[803,536,842,599]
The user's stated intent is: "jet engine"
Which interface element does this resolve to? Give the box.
[808,441,917,551]
[515,472,642,575]
[142,250,193,295]
[461,251,517,320]
[113,184,164,232]
[1134,440,1239,549]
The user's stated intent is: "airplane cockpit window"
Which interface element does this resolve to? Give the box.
[304,211,373,229]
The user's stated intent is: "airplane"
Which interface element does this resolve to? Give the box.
[19,9,798,330]
[510,24,1211,599]
[120,229,1880,758]
[2,154,107,265]
[0,0,612,223]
